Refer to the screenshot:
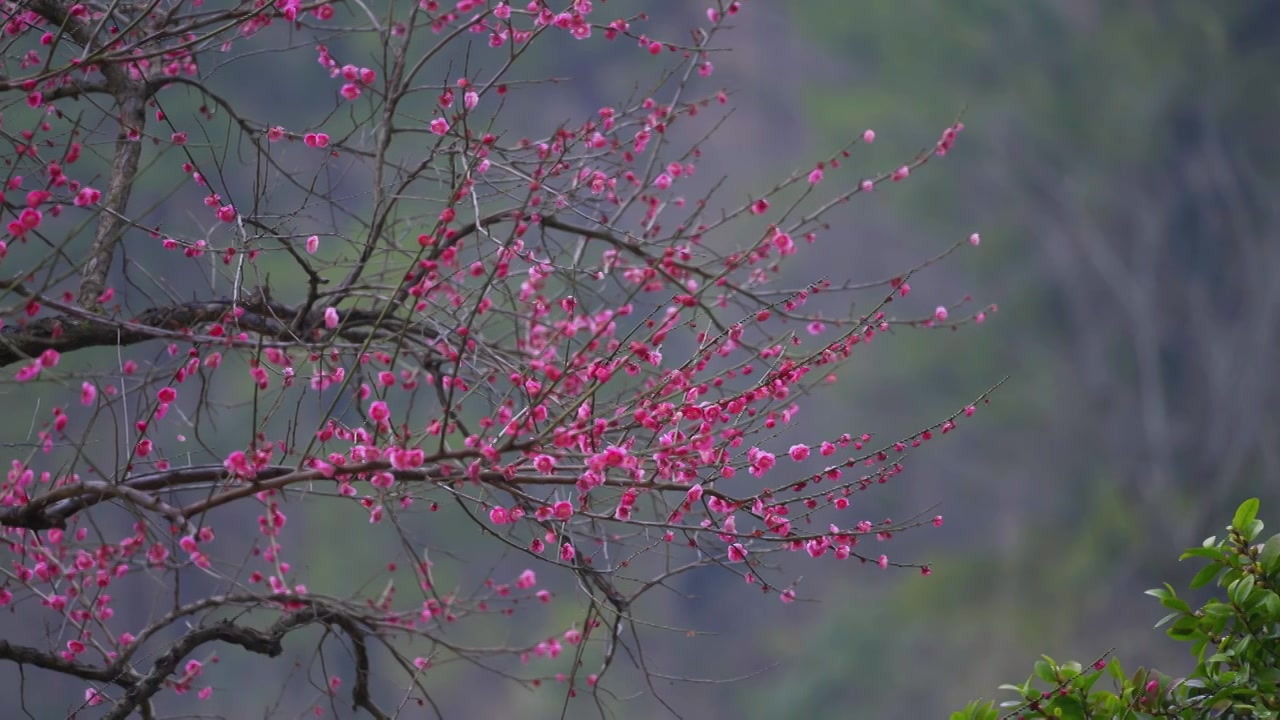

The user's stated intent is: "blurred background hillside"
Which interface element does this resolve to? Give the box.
[746,1,1280,716]
[538,2,1280,716]
[5,2,1279,718]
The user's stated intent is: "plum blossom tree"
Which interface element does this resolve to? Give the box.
[0,0,993,716]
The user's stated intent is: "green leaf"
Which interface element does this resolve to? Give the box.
[1260,533,1280,574]
[1261,591,1280,622]
[1234,498,1260,532]
[1180,547,1226,561]
[1208,698,1233,717]
[1244,518,1264,542]
[1034,659,1057,684]
[1074,669,1102,694]
[951,700,998,720]
[1191,563,1224,589]
[1202,601,1233,617]
[1229,575,1256,605]
[1042,695,1085,720]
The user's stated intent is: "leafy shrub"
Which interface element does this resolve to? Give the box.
[956,498,1280,719]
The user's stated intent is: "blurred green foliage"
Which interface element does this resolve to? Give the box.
[959,499,1280,719]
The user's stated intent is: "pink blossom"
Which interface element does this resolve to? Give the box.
[389,447,424,469]
[779,588,796,604]
[807,167,824,184]
[748,449,775,477]
[75,187,101,206]
[552,500,573,520]
[429,118,449,135]
[489,507,509,524]
[368,400,390,422]
[891,166,910,182]
[862,129,876,144]
[216,205,236,223]
[788,444,810,462]
[878,554,889,569]
[19,208,42,230]
[324,307,339,329]
[969,232,981,247]
[934,306,949,322]
[559,542,575,562]
[727,543,747,563]
[516,569,536,589]
[224,450,255,479]
[306,235,319,254]
[684,483,704,504]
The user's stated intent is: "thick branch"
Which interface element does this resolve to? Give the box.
[77,84,146,310]
[104,619,285,720]
[0,290,385,368]
[0,639,141,687]
[104,602,385,720]
[27,0,149,311]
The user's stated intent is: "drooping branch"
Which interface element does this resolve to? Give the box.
[0,639,142,687]
[101,600,387,720]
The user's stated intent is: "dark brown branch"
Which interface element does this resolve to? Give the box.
[0,459,715,531]
[0,639,142,687]
[103,602,386,720]
[0,75,111,100]
[0,288,392,368]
